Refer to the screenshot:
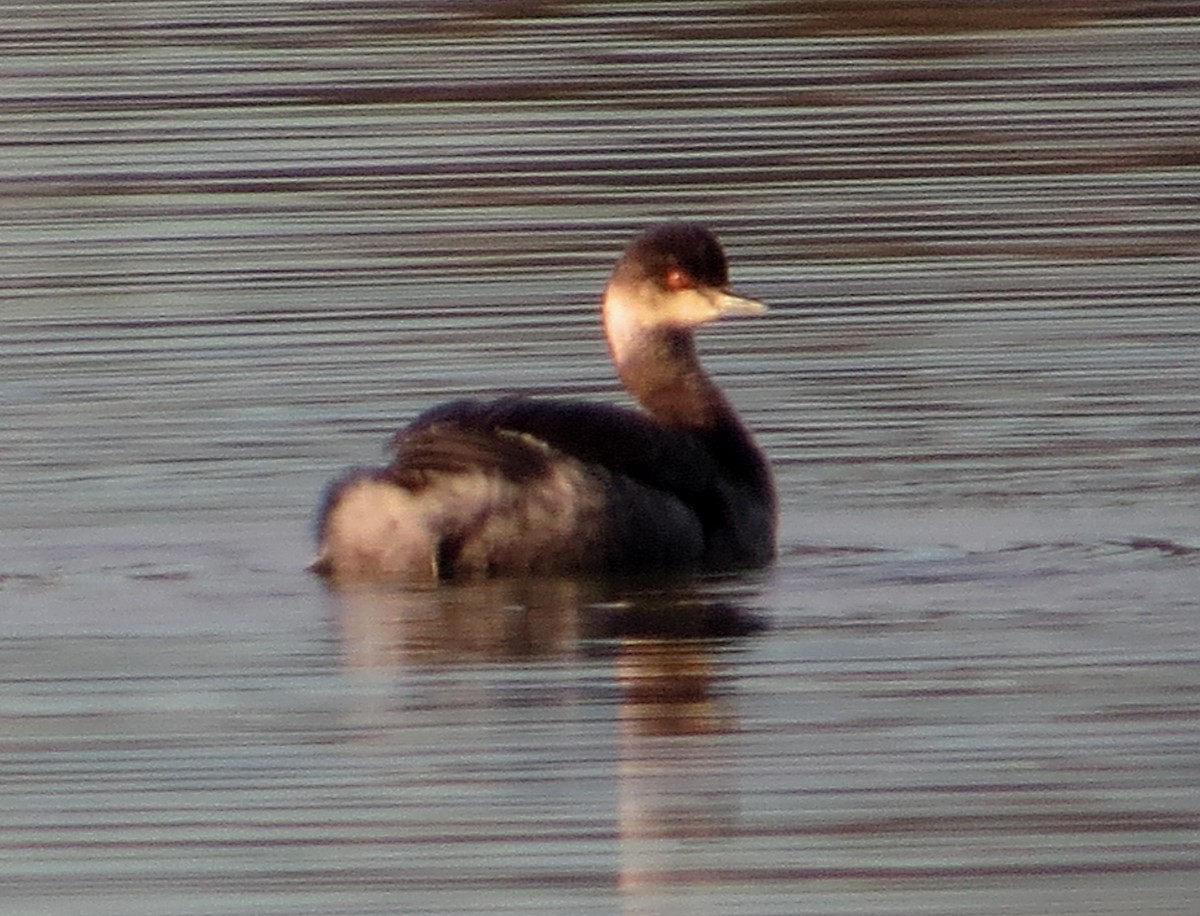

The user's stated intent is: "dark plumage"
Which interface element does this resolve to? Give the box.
[313,222,776,582]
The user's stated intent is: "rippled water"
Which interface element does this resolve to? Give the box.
[2,3,1199,913]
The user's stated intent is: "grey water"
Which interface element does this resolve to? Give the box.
[2,2,1199,913]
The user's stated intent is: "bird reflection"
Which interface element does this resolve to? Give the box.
[330,574,766,668]
[615,636,742,905]
[616,638,732,736]
[325,576,761,908]
[332,577,589,667]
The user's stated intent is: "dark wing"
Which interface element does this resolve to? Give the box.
[378,399,709,574]
[386,419,552,489]
[391,395,725,506]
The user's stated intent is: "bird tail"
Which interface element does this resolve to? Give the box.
[311,471,439,583]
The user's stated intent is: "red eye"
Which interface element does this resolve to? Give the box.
[664,268,692,291]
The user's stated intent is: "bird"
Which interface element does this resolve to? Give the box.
[312,222,776,583]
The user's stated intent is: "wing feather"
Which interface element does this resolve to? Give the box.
[382,406,707,575]
[395,396,723,505]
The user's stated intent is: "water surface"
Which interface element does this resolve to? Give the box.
[2,3,1199,913]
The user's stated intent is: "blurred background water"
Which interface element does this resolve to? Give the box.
[1,2,1198,913]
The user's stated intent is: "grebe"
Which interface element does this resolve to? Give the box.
[313,222,775,582]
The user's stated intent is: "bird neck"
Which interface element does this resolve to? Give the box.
[603,287,734,431]
[603,280,776,537]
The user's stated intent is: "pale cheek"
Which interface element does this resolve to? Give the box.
[602,292,650,362]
